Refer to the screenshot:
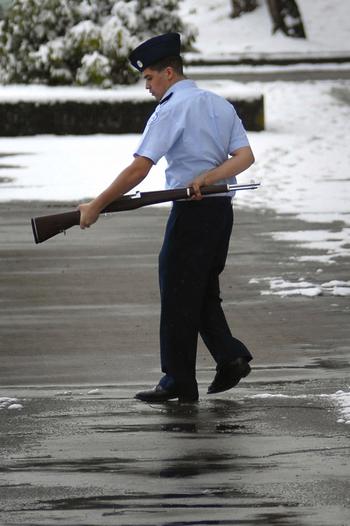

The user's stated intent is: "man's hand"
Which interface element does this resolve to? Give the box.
[190,147,255,200]
[79,201,101,229]
[190,173,208,200]
[77,157,153,229]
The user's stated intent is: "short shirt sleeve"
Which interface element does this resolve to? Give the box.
[134,106,183,164]
[228,108,250,154]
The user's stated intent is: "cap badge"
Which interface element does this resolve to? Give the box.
[137,60,143,68]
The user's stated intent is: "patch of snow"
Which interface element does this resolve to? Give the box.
[0,397,23,410]
[250,277,350,298]
[270,230,350,262]
[87,388,101,395]
[321,390,350,424]
[7,403,23,410]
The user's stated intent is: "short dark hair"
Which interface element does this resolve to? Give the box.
[148,55,184,75]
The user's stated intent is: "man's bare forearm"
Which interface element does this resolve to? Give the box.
[79,156,153,229]
[190,146,255,198]
[93,168,144,212]
[203,146,255,185]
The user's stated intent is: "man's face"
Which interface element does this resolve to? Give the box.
[143,67,172,102]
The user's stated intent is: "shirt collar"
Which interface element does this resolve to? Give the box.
[160,79,197,104]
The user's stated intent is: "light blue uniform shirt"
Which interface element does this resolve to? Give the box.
[134,79,250,192]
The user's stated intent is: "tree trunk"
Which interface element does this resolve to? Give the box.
[266,0,306,38]
[230,0,259,18]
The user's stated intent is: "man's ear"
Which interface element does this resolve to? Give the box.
[165,66,175,80]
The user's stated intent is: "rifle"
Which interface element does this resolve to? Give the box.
[31,182,260,244]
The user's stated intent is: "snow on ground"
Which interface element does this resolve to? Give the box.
[181,0,350,57]
[0,84,153,103]
[235,79,350,270]
[326,391,350,424]
[249,277,350,298]
[0,133,166,201]
[236,80,350,226]
[0,80,261,103]
[270,230,350,264]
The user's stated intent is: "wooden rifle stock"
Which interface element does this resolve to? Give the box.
[31,182,260,244]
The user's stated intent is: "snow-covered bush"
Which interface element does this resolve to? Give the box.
[0,0,197,86]
[76,51,111,87]
[135,0,187,37]
[31,37,73,84]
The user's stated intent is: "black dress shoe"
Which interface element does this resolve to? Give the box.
[135,384,198,403]
[207,357,251,394]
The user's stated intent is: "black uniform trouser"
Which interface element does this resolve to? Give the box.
[159,197,252,398]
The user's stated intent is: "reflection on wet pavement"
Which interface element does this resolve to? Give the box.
[1,368,350,526]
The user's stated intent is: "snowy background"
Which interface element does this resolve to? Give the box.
[181,0,350,56]
[0,0,349,266]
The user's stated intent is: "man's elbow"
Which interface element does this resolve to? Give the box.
[247,148,255,167]
[233,147,255,169]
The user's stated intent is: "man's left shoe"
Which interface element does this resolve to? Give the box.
[207,357,251,394]
[135,384,198,403]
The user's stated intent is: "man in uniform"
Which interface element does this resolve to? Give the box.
[79,33,255,403]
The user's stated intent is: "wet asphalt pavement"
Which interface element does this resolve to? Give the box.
[0,202,349,525]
